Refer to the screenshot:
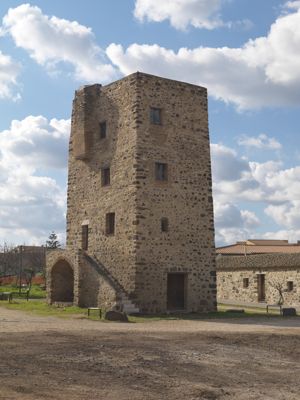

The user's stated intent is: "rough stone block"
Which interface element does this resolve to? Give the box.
[105,310,129,322]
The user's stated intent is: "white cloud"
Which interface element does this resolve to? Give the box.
[214,202,260,229]
[284,1,300,10]
[211,143,300,245]
[265,201,300,230]
[0,116,69,245]
[2,4,117,82]
[213,198,261,245]
[0,51,21,100]
[134,0,224,30]
[0,116,70,170]
[212,145,300,204]
[250,163,300,203]
[262,229,300,243]
[238,133,282,150]
[107,6,300,109]
[240,210,260,228]
[211,144,250,181]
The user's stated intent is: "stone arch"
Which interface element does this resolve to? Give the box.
[51,259,74,303]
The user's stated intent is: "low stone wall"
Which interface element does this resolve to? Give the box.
[217,253,300,307]
[78,255,117,309]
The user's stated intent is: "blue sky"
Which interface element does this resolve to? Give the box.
[0,0,299,246]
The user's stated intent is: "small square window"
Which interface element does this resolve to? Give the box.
[287,281,294,292]
[82,224,89,251]
[99,121,107,139]
[101,167,110,186]
[106,212,115,235]
[243,278,249,288]
[150,107,162,125]
[155,162,168,181]
[161,218,169,232]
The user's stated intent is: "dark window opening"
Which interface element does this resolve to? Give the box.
[106,212,115,235]
[161,217,169,232]
[82,224,89,251]
[287,281,294,291]
[99,121,107,139]
[155,162,168,181]
[243,278,249,288]
[150,107,162,125]
[102,167,110,186]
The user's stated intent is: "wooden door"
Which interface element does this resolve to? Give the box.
[257,274,265,302]
[167,273,186,310]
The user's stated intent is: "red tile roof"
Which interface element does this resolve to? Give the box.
[216,240,300,255]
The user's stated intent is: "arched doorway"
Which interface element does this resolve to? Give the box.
[51,260,74,303]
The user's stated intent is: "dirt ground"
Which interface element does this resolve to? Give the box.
[0,308,299,400]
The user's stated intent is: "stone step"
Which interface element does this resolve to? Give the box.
[122,301,139,312]
[122,304,139,311]
[122,300,135,306]
[123,308,139,314]
[123,304,139,310]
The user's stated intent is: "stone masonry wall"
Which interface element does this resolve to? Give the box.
[217,253,300,306]
[46,249,80,305]
[133,74,216,313]
[66,76,139,302]
[56,72,216,313]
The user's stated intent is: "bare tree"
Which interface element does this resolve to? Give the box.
[23,267,35,290]
[0,243,18,276]
[269,280,285,305]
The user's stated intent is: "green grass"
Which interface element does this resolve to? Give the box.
[0,284,46,299]
[129,309,283,323]
[218,303,285,315]
[0,298,85,317]
[0,298,295,322]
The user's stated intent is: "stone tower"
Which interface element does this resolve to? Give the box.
[47,72,216,313]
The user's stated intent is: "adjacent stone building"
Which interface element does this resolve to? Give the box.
[47,72,216,314]
[217,240,300,307]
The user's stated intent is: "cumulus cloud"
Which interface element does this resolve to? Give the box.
[211,143,300,245]
[238,133,282,150]
[0,51,21,100]
[211,144,250,181]
[134,0,224,30]
[107,6,300,109]
[284,1,300,10]
[0,116,70,170]
[212,144,300,204]
[0,116,69,245]
[250,163,300,203]
[213,201,260,245]
[1,4,117,82]
[265,201,300,230]
[214,202,260,229]
[262,229,300,243]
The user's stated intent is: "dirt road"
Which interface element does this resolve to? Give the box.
[0,308,299,400]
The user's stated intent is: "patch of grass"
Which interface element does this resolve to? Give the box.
[0,284,46,299]
[218,303,283,315]
[0,298,294,322]
[0,299,85,318]
[128,309,284,323]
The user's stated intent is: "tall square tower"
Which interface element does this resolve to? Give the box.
[47,72,216,313]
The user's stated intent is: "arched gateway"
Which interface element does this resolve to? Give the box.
[50,260,74,303]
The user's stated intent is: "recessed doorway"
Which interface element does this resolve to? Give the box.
[257,274,265,302]
[51,260,74,303]
[167,273,186,310]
